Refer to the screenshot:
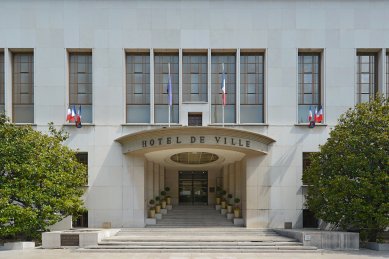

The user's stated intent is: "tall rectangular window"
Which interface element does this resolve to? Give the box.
[76,152,88,186]
[211,54,236,123]
[357,53,378,103]
[298,53,321,123]
[73,152,88,228]
[154,53,179,123]
[13,53,34,123]
[126,53,150,123]
[386,54,389,98]
[0,52,4,114]
[240,53,264,123]
[183,54,207,102]
[69,53,92,123]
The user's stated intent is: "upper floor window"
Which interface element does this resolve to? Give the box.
[240,53,264,123]
[356,52,378,103]
[211,54,236,124]
[154,53,179,123]
[183,54,207,102]
[13,53,34,123]
[69,52,92,123]
[126,53,150,123]
[298,52,322,123]
[0,52,4,114]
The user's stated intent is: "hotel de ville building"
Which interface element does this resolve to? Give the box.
[0,0,388,229]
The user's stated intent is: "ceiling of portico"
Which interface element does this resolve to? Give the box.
[145,147,245,169]
[115,126,275,169]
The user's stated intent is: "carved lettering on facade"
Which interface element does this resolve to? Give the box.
[139,135,252,150]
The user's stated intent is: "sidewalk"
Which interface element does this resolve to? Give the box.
[0,248,388,259]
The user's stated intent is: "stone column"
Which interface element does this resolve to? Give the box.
[153,163,160,198]
[235,161,242,199]
[146,161,154,201]
[122,156,145,227]
[245,156,269,228]
[222,165,229,191]
[159,165,165,193]
[228,163,235,198]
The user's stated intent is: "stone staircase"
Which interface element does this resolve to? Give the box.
[79,228,317,252]
[148,205,236,228]
[78,206,318,253]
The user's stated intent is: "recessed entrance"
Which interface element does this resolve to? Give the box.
[179,171,208,205]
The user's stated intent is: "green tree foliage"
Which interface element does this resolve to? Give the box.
[303,96,389,242]
[0,115,86,240]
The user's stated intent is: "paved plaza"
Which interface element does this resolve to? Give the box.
[0,249,388,259]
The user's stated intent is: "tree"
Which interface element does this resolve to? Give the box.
[303,96,389,244]
[0,115,86,240]
[303,96,389,242]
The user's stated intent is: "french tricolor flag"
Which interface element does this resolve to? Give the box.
[308,106,313,122]
[221,63,226,106]
[66,106,73,122]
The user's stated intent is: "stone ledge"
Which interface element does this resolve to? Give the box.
[273,229,359,250]
[366,242,389,251]
[4,242,35,250]
[42,228,120,249]
[226,213,234,220]
[145,218,156,225]
[234,218,244,226]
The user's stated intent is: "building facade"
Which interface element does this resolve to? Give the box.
[1,0,388,228]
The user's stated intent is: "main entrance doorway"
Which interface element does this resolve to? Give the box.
[178,171,208,205]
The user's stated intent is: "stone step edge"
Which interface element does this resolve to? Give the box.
[98,242,303,246]
[77,248,319,253]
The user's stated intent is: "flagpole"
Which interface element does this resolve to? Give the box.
[168,62,171,128]
[222,104,224,127]
[222,63,225,127]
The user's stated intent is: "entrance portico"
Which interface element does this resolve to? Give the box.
[116,127,275,228]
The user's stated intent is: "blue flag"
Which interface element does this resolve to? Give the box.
[167,63,172,106]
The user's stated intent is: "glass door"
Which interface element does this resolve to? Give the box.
[179,171,208,205]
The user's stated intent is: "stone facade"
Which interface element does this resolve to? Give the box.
[0,0,388,229]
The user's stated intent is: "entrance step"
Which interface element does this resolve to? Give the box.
[148,205,236,228]
[78,228,318,253]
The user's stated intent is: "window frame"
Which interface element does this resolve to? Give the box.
[240,52,265,123]
[356,52,378,103]
[297,51,323,124]
[68,51,93,123]
[12,52,34,123]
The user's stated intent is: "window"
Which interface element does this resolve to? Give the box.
[126,53,150,123]
[183,54,207,102]
[69,52,92,123]
[188,113,202,126]
[13,53,34,123]
[357,53,378,103]
[0,52,4,114]
[298,53,321,123]
[302,152,315,185]
[73,211,88,228]
[76,152,88,186]
[386,54,389,98]
[303,209,318,228]
[73,151,88,228]
[211,54,236,123]
[154,53,179,123]
[240,53,264,123]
